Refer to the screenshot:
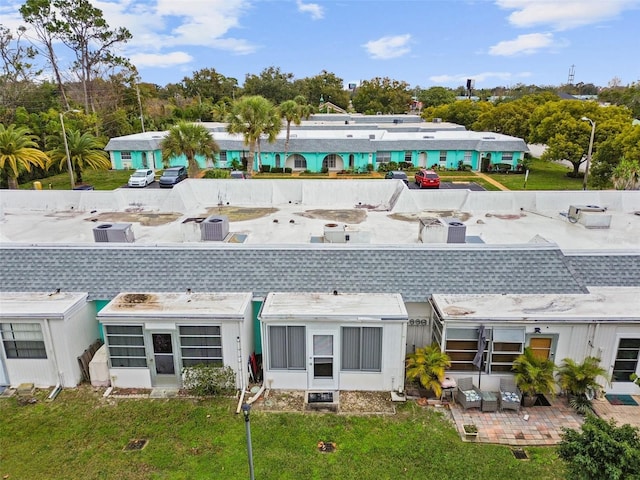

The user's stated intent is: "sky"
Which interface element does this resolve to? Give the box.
[2,0,640,90]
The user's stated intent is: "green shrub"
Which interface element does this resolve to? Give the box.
[284,167,292,174]
[182,364,236,396]
[203,169,230,179]
[271,167,284,173]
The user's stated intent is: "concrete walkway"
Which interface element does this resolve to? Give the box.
[473,172,510,191]
[449,396,584,445]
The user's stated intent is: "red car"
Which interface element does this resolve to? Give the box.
[415,169,440,188]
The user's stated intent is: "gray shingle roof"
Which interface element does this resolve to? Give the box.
[0,245,593,301]
[565,254,640,286]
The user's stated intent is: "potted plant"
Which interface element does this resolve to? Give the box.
[557,357,608,414]
[463,424,478,440]
[512,347,556,407]
[405,344,451,399]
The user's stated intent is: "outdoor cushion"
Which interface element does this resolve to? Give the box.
[501,391,520,402]
[463,390,481,402]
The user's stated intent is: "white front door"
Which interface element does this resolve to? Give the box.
[308,331,338,390]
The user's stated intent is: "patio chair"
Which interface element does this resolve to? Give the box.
[455,377,482,411]
[499,377,522,412]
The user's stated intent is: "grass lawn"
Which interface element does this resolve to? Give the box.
[0,387,564,480]
[487,159,585,191]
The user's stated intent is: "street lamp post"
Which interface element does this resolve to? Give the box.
[581,116,596,191]
[60,110,80,189]
[241,403,255,480]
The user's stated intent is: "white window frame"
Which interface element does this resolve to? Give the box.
[269,325,306,370]
[105,325,147,368]
[341,326,382,372]
[0,323,47,359]
[179,325,223,367]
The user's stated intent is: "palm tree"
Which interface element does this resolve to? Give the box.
[226,96,281,175]
[405,344,451,398]
[557,357,608,400]
[512,347,557,405]
[0,124,49,189]
[161,122,219,179]
[48,130,110,184]
[279,99,303,163]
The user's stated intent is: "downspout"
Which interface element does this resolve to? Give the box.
[44,318,63,400]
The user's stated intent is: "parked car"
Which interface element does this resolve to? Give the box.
[159,166,188,188]
[230,170,247,179]
[415,169,440,189]
[384,171,409,186]
[127,169,155,187]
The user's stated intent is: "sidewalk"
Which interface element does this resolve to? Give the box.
[474,172,510,191]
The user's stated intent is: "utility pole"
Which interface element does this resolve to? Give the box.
[135,83,145,133]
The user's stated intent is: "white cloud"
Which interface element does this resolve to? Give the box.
[495,0,639,30]
[296,0,324,20]
[489,32,554,56]
[429,71,525,84]
[363,34,411,60]
[129,51,193,68]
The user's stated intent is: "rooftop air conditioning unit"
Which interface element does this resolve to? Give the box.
[567,205,610,229]
[93,223,135,243]
[445,219,467,243]
[418,217,447,243]
[324,223,346,243]
[201,215,229,241]
[433,118,442,123]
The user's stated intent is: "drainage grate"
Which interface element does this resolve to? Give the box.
[308,392,333,403]
[124,439,148,451]
[511,448,529,460]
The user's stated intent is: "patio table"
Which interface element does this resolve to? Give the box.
[481,391,498,412]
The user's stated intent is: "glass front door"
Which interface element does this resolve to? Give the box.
[308,332,337,390]
[151,332,178,386]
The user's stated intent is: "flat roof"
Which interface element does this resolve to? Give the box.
[432,287,640,322]
[260,292,408,320]
[0,292,88,318]
[98,292,252,318]
[1,182,639,251]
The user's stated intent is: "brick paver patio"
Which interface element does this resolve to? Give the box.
[449,396,584,445]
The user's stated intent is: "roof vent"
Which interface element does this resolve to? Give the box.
[93,223,135,243]
[567,205,610,229]
[201,215,229,241]
[433,118,442,123]
[482,136,496,140]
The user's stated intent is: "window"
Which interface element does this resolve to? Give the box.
[404,151,412,163]
[219,151,227,164]
[341,327,382,371]
[612,338,640,382]
[502,152,513,163]
[105,325,147,368]
[269,326,305,370]
[445,328,486,372]
[463,151,472,164]
[490,328,524,373]
[439,151,447,165]
[292,154,307,169]
[1,323,46,359]
[275,154,281,168]
[376,152,391,163]
[121,152,132,161]
[179,325,222,367]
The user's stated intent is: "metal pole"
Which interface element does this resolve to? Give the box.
[59,112,75,189]
[242,404,255,480]
[582,117,595,191]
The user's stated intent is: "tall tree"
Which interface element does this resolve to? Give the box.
[161,122,219,179]
[53,0,132,113]
[182,68,238,104]
[352,77,412,114]
[417,86,456,108]
[589,124,640,188]
[0,124,48,189]
[47,129,110,184]
[242,67,296,105]
[294,70,349,110]
[20,0,70,109]
[226,96,281,175]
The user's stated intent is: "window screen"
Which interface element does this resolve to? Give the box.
[1,323,47,359]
